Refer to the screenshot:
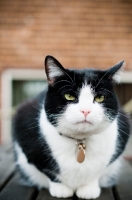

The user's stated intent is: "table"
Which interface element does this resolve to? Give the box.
[0,145,132,200]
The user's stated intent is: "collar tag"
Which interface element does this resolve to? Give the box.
[76,140,86,163]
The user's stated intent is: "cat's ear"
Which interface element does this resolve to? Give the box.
[107,60,125,83]
[45,55,66,85]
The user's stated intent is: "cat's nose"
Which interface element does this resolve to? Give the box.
[80,110,91,117]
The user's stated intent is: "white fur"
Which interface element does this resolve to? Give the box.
[76,182,101,199]
[112,61,125,83]
[57,86,110,137]
[48,60,64,78]
[40,109,118,187]
[99,157,122,187]
[15,85,121,199]
[49,182,74,198]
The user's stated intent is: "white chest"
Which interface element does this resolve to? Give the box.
[40,110,118,190]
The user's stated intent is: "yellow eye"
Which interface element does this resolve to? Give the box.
[94,95,105,103]
[64,94,75,101]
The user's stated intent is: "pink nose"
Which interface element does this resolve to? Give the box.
[80,110,91,117]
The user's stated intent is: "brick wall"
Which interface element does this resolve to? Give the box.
[0,0,132,142]
[0,0,132,71]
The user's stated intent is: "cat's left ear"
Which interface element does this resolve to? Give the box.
[107,60,125,83]
[45,55,66,85]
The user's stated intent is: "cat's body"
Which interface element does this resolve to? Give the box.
[13,56,130,199]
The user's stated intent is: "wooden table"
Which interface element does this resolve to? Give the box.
[0,145,132,200]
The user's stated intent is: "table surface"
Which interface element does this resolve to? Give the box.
[0,144,132,200]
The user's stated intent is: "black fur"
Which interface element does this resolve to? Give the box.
[110,109,131,163]
[13,91,60,182]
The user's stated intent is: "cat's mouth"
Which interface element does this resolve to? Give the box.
[76,120,92,125]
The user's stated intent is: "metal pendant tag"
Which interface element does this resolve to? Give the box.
[76,141,86,163]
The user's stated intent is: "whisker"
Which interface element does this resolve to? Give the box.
[56,85,72,93]
[118,128,130,137]
[74,71,76,82]
[28,120,38,127]
[61,88,73,94]
[118,135,125,144]
[26,125,39,130]
[95,69,111,88]
[32,105,41,111]
[63,70,75,85]
[117,119,127,128]
[118,111,129,118]
[99,88,116,98]
[107,108,128,118]
[53,80,73,87]
[48,114,62,118]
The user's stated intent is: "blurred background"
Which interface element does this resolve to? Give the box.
[0,0,132,158]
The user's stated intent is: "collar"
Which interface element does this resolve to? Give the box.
[59,132,86,141]
[59,133,86,163]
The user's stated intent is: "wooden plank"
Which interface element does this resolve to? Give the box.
[78,188,114,200]
[36,188,74,200]
[0,174,38,200]
[0,145,15,191]
[116,161,132,200]
[96,188,114,200]
[37,187,114,200]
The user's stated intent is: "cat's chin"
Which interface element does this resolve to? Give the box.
[56,119,111,139]
[56,124,98,139]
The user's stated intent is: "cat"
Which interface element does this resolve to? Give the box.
[13,55,130,199]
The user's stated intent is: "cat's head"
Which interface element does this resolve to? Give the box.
[44,56,124,139]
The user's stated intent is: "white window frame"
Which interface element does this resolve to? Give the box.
[1,69,46,144]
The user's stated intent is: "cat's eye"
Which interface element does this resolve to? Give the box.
[94,95,105,103]
[64,94,75,101]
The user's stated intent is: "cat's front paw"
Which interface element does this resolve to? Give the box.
[76,185,101,199]
[49,182,74,198]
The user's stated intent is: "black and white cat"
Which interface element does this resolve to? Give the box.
[13,56,130,199]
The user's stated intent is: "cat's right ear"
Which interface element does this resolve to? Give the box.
[45,55,66,85]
